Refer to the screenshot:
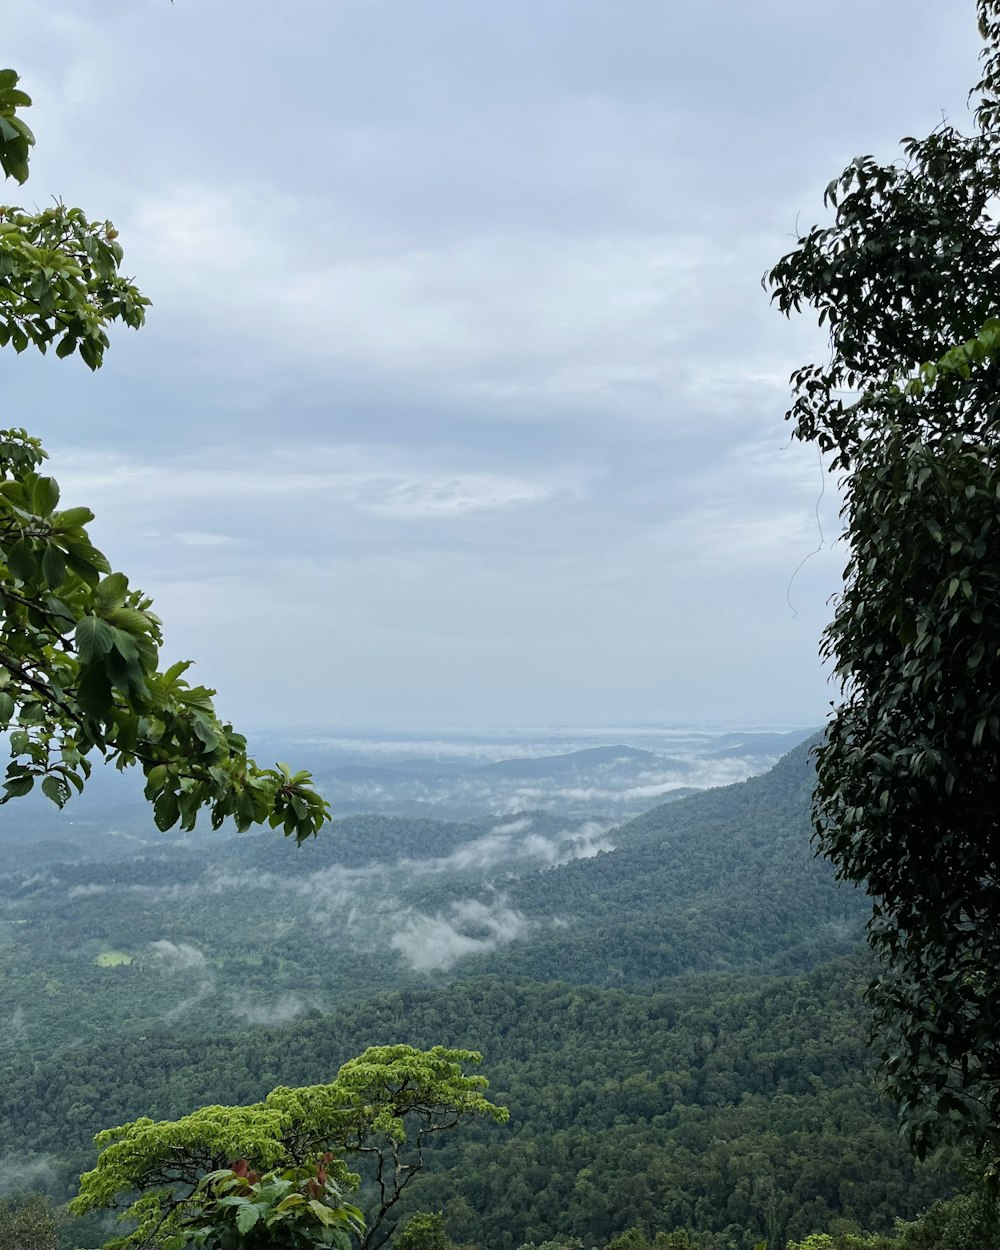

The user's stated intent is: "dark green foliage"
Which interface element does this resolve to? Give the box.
[0,960,953,1250]
[764,0,1000,1155]
[164,1163,364,1250]
[396,1212,450,1250]
[0,1193,57,1250]
[475,742,865,985]
[0,68,34,185]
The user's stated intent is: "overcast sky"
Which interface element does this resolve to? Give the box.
[3,2,983,730]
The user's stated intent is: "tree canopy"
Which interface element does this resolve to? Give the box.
[765,0,1000,1154]
[0,69,327,842]
[71,1046,507,1250]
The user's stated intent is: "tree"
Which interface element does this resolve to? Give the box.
[70,1045,508,1250]
[764,0,1000,1154]
[0,1192,58,1250]
[394,1212,450,1250]
[0,70,327,841]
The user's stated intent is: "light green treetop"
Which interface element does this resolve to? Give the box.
[72,1046,508,1250]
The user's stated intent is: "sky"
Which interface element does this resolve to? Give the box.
[2,2,984,730]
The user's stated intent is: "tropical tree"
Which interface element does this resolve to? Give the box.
[394,1212,450,1250]
[764,0,1000,1153]
[0,1192,58,1250]
[0,69,327,841]
[71,1046,508,1250]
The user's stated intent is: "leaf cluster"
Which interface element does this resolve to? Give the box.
[0,429,329,841]
[0,68,34,185]
[0,69,328,842]
[0,69,148,368]
[764,0,1000,1158]
[176,1161,365,1250]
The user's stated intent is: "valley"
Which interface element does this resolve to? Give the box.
[0,731,957,1248]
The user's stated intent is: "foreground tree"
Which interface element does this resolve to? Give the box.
[71,1046,508,1250]
[765,1,1000,1153]
[0,71,327,840]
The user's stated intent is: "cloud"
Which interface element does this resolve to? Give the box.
[123,180,720,402]
[489,816,533,835]
[149,940,207,970]
[170,530,242,548]
[0,1154,55,1196]
[3,0,982,732]
[164,979,215,1023]
[390,897,534,972]
[55,446,559,528]
[230,993,306,1026]
[67,883,110,898]
[1,1006,26,1041]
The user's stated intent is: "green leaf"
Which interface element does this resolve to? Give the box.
[40,543,67,589]
[76,615,115,664]
[94,572,129,611]
[274,1195,308,1213]
[41,774,70,808]
[235,1204,261,1235]
[153,788,180,831]
[308,1200,340,1227]
[3,774,33,798]
[6,536,37,583]
[52,505,94,528]
[30,474,59,515]
[18,701,44,726]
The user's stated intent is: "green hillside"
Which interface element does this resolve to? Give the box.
[0,959,951,1249]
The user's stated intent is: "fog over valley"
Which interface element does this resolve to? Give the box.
[0,729,857,1056]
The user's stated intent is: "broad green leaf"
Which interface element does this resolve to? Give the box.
[235,1204,260,1234]
[3,774,33,798]
[76,615,115,664]
[30,473,58,514]
[94,571,129,611]
[6,536,37,583]
[40,543,67,589]
[41,774,70,808]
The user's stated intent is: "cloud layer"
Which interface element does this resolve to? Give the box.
[4,0,982,727]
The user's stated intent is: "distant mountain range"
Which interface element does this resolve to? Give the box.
[0,726,821,848]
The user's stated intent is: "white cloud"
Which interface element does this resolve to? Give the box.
[164,979,215,1023]
[149,940,207,970]
[55,447,558,524]
[123,180,721,402]
[230,993,305,1026]
[67,883,110,898]
[390,898,533,972]
[0,1153,55,1196]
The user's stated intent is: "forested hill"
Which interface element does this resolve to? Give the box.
[0,958,951,1248]
[0,739,867,1057]
[462,736,868,984]
[0,739,960,1247]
